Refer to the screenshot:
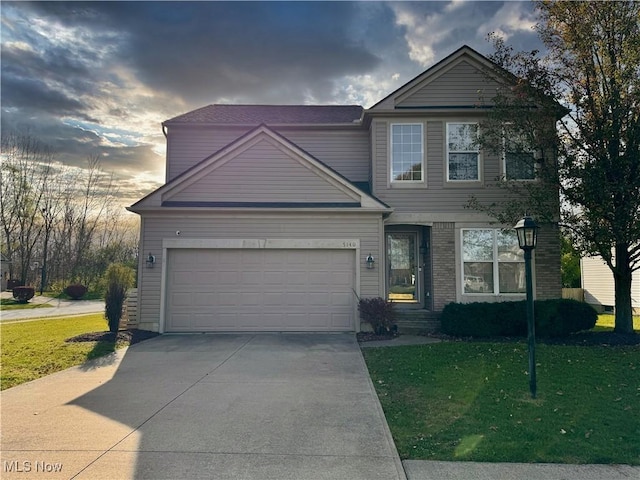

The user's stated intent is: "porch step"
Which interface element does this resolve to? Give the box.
[394,309,440,335]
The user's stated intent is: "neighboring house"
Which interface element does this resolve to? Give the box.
[581,256,639,313]
[1,253,10,291]
[128,45,561,333]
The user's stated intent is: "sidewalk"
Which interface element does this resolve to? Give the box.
[0,291,104,322]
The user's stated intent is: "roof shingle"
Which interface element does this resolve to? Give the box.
[164,104,364,125]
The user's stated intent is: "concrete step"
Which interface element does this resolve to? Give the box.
[394,309,440,334]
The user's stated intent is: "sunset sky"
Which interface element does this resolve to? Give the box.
[1,1,545,208]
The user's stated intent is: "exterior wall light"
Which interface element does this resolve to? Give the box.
[514,215,539,398]
[145,253,156,268]
[365,253,375,269]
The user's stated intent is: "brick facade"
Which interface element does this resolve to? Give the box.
[534,223,562,300]
[431,222,457,311]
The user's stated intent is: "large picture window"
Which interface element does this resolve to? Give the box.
[462,229,525,294]
[391,123,423,182]
[447,122,479,181]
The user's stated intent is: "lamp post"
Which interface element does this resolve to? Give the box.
[514,216,539,399]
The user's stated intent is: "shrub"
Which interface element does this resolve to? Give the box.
[103,263,135,333]
[535,299,598,337]
[358,297,396,335]
[441,299,598,338]
[64,284,88,300]
[441,302,525,337]
[12,286,35,304]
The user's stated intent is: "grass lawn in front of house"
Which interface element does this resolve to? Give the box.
[362,341,639,464]
[594,313,640,332]
[1,314,128,390]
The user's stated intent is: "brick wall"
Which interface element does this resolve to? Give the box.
[431,222,457,311]
[535,222,562,299]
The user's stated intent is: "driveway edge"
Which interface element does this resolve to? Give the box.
[356,342,408,480]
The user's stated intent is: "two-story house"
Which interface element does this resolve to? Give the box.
[128,45,561,334]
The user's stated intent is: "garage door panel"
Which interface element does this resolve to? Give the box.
[166,248,354,332]
[308,292,330,305]
[332,292,352,306]
[331,314,351,328]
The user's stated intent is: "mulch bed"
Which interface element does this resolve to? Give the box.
[356,331,400,343]
[66,329,160,345]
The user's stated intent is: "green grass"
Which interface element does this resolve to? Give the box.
[363,341,640,464]
[0,298,53,310]
[595,314,640,332]
[1,314,125,390]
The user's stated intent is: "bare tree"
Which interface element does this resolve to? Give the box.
[0,134,53,285]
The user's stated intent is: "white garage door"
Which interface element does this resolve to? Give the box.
[165,248,355,332]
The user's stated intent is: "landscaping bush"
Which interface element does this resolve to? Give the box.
[535,298,598,337]
[441,299,598,338]
[358,297,396,335]
[12,286,35,304]
[441,301,525,337]
[64,284,88,300]
[104,263,135,333]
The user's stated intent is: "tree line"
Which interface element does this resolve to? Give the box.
[0,134,139,294]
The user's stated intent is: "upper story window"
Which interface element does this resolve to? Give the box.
[447,122,479,181]
[462,229,526,295]
[504,132,536,180]
[390,123,423,182]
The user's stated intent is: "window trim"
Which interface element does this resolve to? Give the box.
[446,122,481,183]
[461,228,526,296]
[389,122,424,184]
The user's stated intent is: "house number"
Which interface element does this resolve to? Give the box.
[342,241,357,248]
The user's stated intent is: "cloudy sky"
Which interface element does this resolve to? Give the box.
[1,1,544,208]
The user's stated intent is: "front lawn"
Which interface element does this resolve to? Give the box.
[363,341,640,464]
[1,314,139,390]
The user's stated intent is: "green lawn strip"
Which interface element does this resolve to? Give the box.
[0,314,126,390]
[0,298,53,310]
[363,342,639,464]
[595,314,640,332]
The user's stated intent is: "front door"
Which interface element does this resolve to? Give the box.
[386,232,419,304]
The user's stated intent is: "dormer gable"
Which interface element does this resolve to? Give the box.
[129,124,389,213]
[368,45,506,112]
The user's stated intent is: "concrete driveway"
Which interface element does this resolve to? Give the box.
[1,334,406,479]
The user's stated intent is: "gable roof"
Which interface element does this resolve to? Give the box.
[129,124,390,213]
[368,45,506,111]
[164,104,364,126]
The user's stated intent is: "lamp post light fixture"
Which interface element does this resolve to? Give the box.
[514,215,539,399]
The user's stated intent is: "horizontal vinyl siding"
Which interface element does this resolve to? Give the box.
[582,257,639,308]
[166,126,369,183]
[372,118,514,214]
[165,138,355,204]
[280,128,370,182]
[167,126,250,181]
[398,60,501,108]
[137,213,383,330]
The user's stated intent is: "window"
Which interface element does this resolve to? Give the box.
[462,229,525,294]
[447,122,479,181]
[504,133,536,180]
[391,123,423,182]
